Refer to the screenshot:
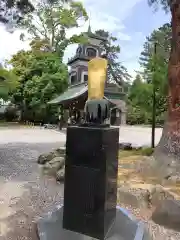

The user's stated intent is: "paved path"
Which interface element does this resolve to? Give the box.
[119,126,162,147]
[58,125,163,147]
[0,125,163,147]
[0,127,66,145]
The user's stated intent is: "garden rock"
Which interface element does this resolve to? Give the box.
[119,142,132,150]
[56,166,65,182]
[117,184,175,209]
[43,157,65,176]
[38,151,60,165]
[166,175,180,184]
[53,156,65,169]
[55,147,66,155]
[149,185,175,207]
[152,199,180,231]
[117,185,150,208]
[38,153,52,165]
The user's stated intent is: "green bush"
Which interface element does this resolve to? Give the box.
[126,106,147,125]
[126,104,165,126]
[140,147,154,156]
[4,104,18,121]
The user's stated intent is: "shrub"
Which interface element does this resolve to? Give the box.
[140,147,154,156]
[4,104,18,121]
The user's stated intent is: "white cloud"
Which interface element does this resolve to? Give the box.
[117,32,131,41]
[63,0,140,63]
[0,25,30,61]
[119,31,146,79]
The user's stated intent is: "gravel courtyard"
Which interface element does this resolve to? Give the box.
[0,126,163,239]
[0,127,66,239]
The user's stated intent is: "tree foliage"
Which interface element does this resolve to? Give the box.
[95,29,131,85]
[140,23,171,70]
[127,74,152,125]
[18,1,88,58]
[0,0,69,28]
[140,23,170,107]
[0,1,88,122]
[0,0,34,29]
[147,0,170,12]
[9,39,68,122]
[0,67,19,100]
[128,23,171,125]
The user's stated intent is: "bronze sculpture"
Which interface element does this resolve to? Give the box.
[84,57,110,125]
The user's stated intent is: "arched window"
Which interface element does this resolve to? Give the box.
[86,47,97,57]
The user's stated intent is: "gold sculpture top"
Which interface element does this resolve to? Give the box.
[88,57,108,100]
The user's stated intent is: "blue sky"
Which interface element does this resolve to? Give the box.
[0,0,171,78]
[118,0,170,77]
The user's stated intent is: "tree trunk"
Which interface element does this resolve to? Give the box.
[154,3,180,163]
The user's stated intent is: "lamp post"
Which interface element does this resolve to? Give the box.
[151,41,157,148]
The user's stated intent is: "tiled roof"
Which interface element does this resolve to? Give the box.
[48,83,87,104]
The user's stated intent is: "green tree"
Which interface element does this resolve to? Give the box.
[140,23,171,71]
[0,0,34,27]
[18,1,88,58]
[139,24,170,120]
[0,67,19,100]
[0,0,69,28]
[147,0,180,160]
[95,29,131,85]
[127,74,153,124]
[148,0,170,12]
[9,39,68,122]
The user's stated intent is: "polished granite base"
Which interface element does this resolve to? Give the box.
[37,205,152,240]
[63,126,119,239]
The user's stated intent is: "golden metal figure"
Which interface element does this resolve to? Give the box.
[88,57,108,100]
[84,57,109,125]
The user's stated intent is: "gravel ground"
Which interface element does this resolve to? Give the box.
[0,142,64,181]
[0,131,65,239]
[120,204,180,240]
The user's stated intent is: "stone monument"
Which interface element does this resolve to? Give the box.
[63,57,119,239]
[37,57,152,240]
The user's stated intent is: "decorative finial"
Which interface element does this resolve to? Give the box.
[88,19,91,33]
[88,11,92,33]
[88,24,91,33]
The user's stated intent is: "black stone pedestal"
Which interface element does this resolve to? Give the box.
[63,126,119,240]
